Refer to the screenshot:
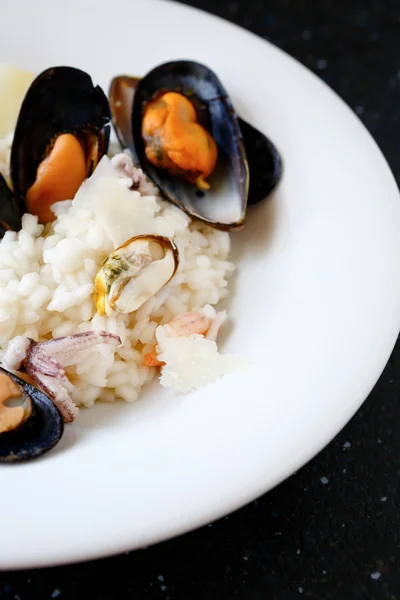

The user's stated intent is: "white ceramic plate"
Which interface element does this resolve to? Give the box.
[1,0,399,570]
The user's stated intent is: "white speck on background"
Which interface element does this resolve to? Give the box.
[322,570,327,575]
[316,59,328,70]
[297,549,301,555]
[299,587,304,594]
[370,572,381,581]
[158,576,164,582]
[51,590,61,599]
[320,476,329,485]
[377,438,382,444]
[381,497,387,502]
[161,585,167,592]
[343,441,351,449]
[243,556,249,561]
[343,469,347,473]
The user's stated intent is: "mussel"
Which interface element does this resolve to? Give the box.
[109,62,282,230]
[0,367,64,463]
[94,235,179,316]
[10,66,111,223]
[0,173,21,237]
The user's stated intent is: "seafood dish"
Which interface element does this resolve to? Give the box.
[0,62,282,462]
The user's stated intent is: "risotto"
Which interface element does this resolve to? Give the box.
[0,145,243,410]
[0,62,280,461]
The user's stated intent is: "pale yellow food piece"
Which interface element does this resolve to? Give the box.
[0,64,34,138]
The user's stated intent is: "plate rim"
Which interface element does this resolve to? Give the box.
[0,0,399,569]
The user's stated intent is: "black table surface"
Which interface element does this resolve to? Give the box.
[2,1,400,598]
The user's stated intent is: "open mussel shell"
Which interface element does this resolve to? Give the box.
[0,173,21,238]
[131,61,249,230]
[0,367,64,463]
[94,234,179,316]
[10,66,111,214]
[110,71,282,213]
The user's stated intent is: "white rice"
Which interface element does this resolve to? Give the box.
[0,137,240,408]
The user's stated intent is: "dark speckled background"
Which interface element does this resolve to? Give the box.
[1,1,400,598]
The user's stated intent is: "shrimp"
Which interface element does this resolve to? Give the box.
[143,312,211,368]
[164,312,211,337]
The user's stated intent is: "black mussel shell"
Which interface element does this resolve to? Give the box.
[110,71,282,214]
[10,66,111,214]
[0,173,21,237]
[131,61,249,230]
[0,368,64,463]
[239,119,282,205]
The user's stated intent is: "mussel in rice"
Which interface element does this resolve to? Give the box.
[109,62,282,229]
[94,235,179,316]
[0,367,64,463]
[0,173,21,237]
[10,66,111,223]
